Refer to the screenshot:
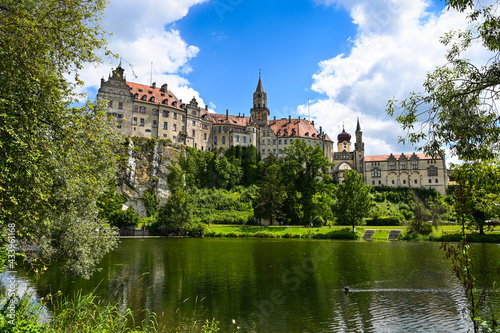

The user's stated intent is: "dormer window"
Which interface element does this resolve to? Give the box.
[138,89,143,92]
[149,96,155,103]
[141,95,147,101]
[161,93,165,96]
[172,101,178,107]
[305,132,309,136]
[163,99,168,105]
[148,90,153,94]
[134,93,138,100]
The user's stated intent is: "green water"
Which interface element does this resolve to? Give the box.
[32,239,500,332]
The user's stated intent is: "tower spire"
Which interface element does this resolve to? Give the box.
[356,117,361,132]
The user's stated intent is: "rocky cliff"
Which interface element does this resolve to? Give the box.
[116,137,184,217]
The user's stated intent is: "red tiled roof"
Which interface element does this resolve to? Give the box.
[206,114,251,127]
[364,153,439,162]
[126,81,184,111]
[269,118,332,142]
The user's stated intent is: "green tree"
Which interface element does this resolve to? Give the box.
[255,154,286,224]
[0,0,119,278]
[281,140,332,224]
[334,170,372,232]
[156,191,193,235]
[108,207,140,229]
[386,1,500,330]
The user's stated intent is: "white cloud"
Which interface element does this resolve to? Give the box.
[78,0,211,108]
[306,0,485,161]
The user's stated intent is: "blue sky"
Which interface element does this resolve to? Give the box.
[81,0,483,162]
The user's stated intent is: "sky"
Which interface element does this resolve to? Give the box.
[80,0,488,164]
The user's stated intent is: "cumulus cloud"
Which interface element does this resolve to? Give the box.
[78,0,212,108]
[305,0,484,162]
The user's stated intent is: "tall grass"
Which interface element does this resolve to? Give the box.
[0,290,157,332]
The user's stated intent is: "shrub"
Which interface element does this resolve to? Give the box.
[108,207,140,229]
[365,216,401,226]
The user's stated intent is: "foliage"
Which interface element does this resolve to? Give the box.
[365,216,401,226]
[386,0,500,330]
[334,170,373,231]
[108,207,140,229]
[200,318,220,333]
[97,181,127,220]
[143,189,160,217]
[0,0,121,278]
[0,291,157,333]
[281,140,332,224]
[254,154,286,224]
[155,191,193,236]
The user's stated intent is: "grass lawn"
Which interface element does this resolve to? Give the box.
[204,223,500,242]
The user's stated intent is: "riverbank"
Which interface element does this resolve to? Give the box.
[203,224,500,243]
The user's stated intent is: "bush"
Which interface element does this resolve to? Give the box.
[365,216,401,226]
[313,228,359,240]
[184,223,208,237]
[108,207,140,229]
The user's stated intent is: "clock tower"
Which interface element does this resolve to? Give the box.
[250,72,270,125]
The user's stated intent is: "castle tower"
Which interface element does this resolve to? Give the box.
[354,118,365,174]
[250,72,270,125]
[337,125,351,152]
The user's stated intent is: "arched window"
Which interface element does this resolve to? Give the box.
[163,99,168,105]
[149,96,155,102]
[141,95,147,101]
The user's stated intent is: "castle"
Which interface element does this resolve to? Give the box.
[98,65,447,194]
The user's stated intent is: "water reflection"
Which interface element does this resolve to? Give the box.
[26,239,500,332]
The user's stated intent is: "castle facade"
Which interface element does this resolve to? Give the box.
[98,65,447,194]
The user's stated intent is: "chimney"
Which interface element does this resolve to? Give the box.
[239,112,241,117]
[312,120,315,126]
[226,109,229,119]
[319,126,322,135]
[151,82,156,89]
[161,83,168,92]
[205,105,208,110]
[243,113,245,118]
[288,115,291,123]
[298,116,301,121]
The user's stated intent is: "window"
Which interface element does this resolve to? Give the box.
[400,161,407,170]
[163,99,168,105]
[372,181,375,185]
[279,140,282,145]
[262,139,265,145]
[134,93,139,100]
[163,122,168,129]
[204,133,207,140]
[173,124,177,131]
[141,95,147,101]
[236,135,239,142]
[267,139,271,145]
[391,180,395,185]
[243,137,246,143]
[284,140,288,145]
[152,109,159,115]
[290,139,293,143]
[182,115,185,121]
[152,121,158,128]
[371,169,381,178]
[108,101,113,108]
[214,136,218,143]
[181,126,185,132]
[163,110,169,117]
[378,180,381,185]
[411,160,418,169]
[192,120,196,126]
[429,179,432,184]
[140,118,144,126]
[435,179,439,183]
[262,149,265,154]
[139,106,146,114]
[133,117,137,125]
[389,162,396,170]
[173,113,177,120]
[403,179,406,184]
[150,97,155,103]
[118,102,123,110]
[414,179,418,184]
[192,130,195,137]
[428,167,438,177]
[109,89,113,94]
[222,136,225,144]
[273,139,276,145]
